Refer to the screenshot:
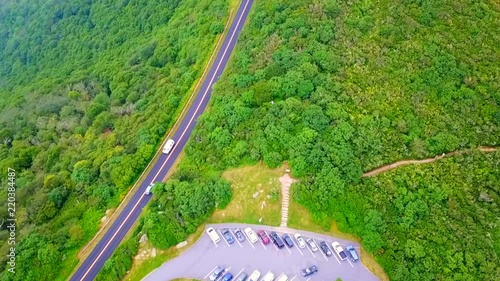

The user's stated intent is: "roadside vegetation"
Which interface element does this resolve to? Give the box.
[0,0,229,280]
[142,0,499,280]
[1,0,499,280]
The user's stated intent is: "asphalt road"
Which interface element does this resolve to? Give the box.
[69,1,254,280]
[143,224,380,281]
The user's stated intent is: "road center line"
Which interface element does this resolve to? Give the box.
[77,1,252,279]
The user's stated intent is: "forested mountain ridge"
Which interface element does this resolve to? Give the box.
[0,0,229,280]
[140,0,499,280]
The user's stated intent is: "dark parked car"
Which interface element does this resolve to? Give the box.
[319,241,332,256]
[222,228,235,244]
[257,230,270,245]
[301,265,318,277]
[269,231,285,248]
[209,266,225,281]
[282,234,294,248]
[222,272,233,281]
[234,228,245,242]
[346,245,359,262]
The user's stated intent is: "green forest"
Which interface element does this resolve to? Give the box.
[1,0,499,280]
[0,0,229,280]
[143,0,499,280]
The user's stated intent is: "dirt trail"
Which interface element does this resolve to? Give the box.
[363,146,498,177]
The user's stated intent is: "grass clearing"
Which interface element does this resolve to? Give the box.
[209,162,285,226]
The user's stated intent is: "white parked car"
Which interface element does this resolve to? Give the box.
[248,270,261,281]
[261,272,275,281]
[206,227,220,244]
[332,241,348,261]
[244,227,259,243]
[294,233,306,249]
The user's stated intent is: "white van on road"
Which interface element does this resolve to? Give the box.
[163,139,175,154]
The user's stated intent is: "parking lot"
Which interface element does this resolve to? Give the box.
[143,223,379,281]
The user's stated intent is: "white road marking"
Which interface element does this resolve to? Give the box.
[218,229,231,247]
[218,267,232,281]
[290,275,297,281]
[305,241,316,258]
[332,250,341,264]
[242,231,255,249]
[76,0,254,279]
[276,272,284,280]
[285,245,291,254]
[234,268,245,280]
[347,258,354,267]
[295,244,303,256]
[232,229,243,248]
[306,278,311,281]
[204,265,219,279]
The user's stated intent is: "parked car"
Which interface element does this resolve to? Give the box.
[234,228,245,242]
[269,231,285,248]
[301,265,318,277]
[209,266,225,281]
[294,233,306,249]
[244,227,259,243]
[235,272,248,281]
[222,228,235,244]
[306,238,319,252]
[206,227,220,244]
[319,241,332,256]
[261,272,275,281]
[248,270,261,281]
[276,274,288,281]
[346,245,359,262]
[282,234,294,248]
[257,230,270,245]
[222,272,233,281]
[332,241,348,261]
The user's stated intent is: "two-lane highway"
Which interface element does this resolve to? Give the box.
[70,1,254,280]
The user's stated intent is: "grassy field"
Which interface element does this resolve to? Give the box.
[209,162,284,226]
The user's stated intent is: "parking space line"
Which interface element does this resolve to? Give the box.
[314,239,329,261]
[271,241,280,251]
[285,245,291,254]
[295,245,303,256]
[217,229,231,247]
[218,267,231,281]
[276,272,284,280]
[232,229,243,248]
[290,275,297,281]
[234,268,245,279]
[204,265,219,279]
[347,258,354,267]
[331,250,341,264]
[242,230,255,249]
[305,242,316,258]
[305,278,311,281]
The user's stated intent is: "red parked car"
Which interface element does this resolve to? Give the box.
[257,230,270,245]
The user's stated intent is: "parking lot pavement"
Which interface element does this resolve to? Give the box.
[143,223,380,281]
